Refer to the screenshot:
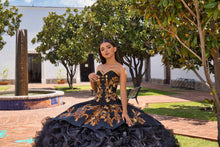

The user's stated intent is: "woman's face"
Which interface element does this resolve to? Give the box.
[100,42,116,59]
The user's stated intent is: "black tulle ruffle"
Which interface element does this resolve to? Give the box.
[33,117,179,147]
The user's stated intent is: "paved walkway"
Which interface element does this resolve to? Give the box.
[0,82,217,146]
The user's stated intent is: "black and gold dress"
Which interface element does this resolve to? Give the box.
[34,70,179,147]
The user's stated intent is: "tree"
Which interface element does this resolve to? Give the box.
[131,0,220,144]
[81,0,157,87]
[32,8,88,89]
[0,0,22,50]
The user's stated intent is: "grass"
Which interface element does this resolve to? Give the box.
[143,101,217,121]
[55,85,91,93]
[0,86,11,91]
[175,135,218,147]
[116,87,178,96]
[55,85,177,96]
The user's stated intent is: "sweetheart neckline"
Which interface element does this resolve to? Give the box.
[97,70,119,76]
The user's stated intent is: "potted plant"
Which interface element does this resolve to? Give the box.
[0,66,10,85]
[56,69,66,84]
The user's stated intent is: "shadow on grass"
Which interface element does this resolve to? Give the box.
[55,85,91,93]
[116,87,178,96]
[150,113,211,126]
[63,90,93,99]
[57,87,80,91]
[138,87,179,96]
[143,101,216,122]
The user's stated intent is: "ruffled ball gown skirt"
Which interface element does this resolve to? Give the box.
[33,70,179,147]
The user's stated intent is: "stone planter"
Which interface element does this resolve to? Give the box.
[57,80,66,84]
[0,81,9,85]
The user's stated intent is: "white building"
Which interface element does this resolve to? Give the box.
[0,6,214,91]
[1,6,86,84]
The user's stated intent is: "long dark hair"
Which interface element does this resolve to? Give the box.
[98,39,121,64]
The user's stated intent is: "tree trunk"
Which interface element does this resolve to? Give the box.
[210,20,220,145]
[214,55,220,145]
[127,57,146,88]
[62,64,77,90]
[67,73,74,89]
[67,70,75,90]
[145,57,151,82]
[133,76,142,87]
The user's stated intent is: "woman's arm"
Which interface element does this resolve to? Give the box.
[89,75,97,93]
[119,66,134,127]
[120,66,128,114]
[88,65,100,93]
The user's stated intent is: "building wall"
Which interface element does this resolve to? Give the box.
[150,54,215,91]
[0,6,83,83]
[171,67,215,82]
[150,54,165,84]
[0,34,16,82]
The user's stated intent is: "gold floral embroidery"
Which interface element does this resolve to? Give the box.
[84,106,103,126]
[109,79,114,87]
[95,88,103,102]
[104,77,118,102]
[89,116,100,126]
[101,110,113,126]
[111,105,122,123]
[59,103,124,127]
[74,104,97,121]
[59,107,75,118]
[131,109,145,125]
[95,72,119,103]
[111,76,119,88]
[83,104,123,127]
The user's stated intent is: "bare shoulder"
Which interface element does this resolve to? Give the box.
[116,64,126,75]
[96,64,102,72]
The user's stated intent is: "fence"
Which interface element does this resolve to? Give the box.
[171,78,195,89]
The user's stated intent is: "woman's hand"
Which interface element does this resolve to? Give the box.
[122,113,134,127]
[88,73,99,82]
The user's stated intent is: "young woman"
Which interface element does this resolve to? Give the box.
[33,39,179,147]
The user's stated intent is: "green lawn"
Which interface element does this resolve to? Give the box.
[143,101,216,121]
[0,86,11,91]
[55,85,91,93]
[116,87,178,96]
[175,135,218,147]
[55,85,177,96]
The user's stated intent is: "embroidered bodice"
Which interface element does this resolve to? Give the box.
[55,69,161,130]
[95,70,120,104]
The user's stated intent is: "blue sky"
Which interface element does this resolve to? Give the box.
[8,0,96,7]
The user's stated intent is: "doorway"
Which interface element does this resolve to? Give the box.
[28,54,41,83]
[80,54,94,82]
